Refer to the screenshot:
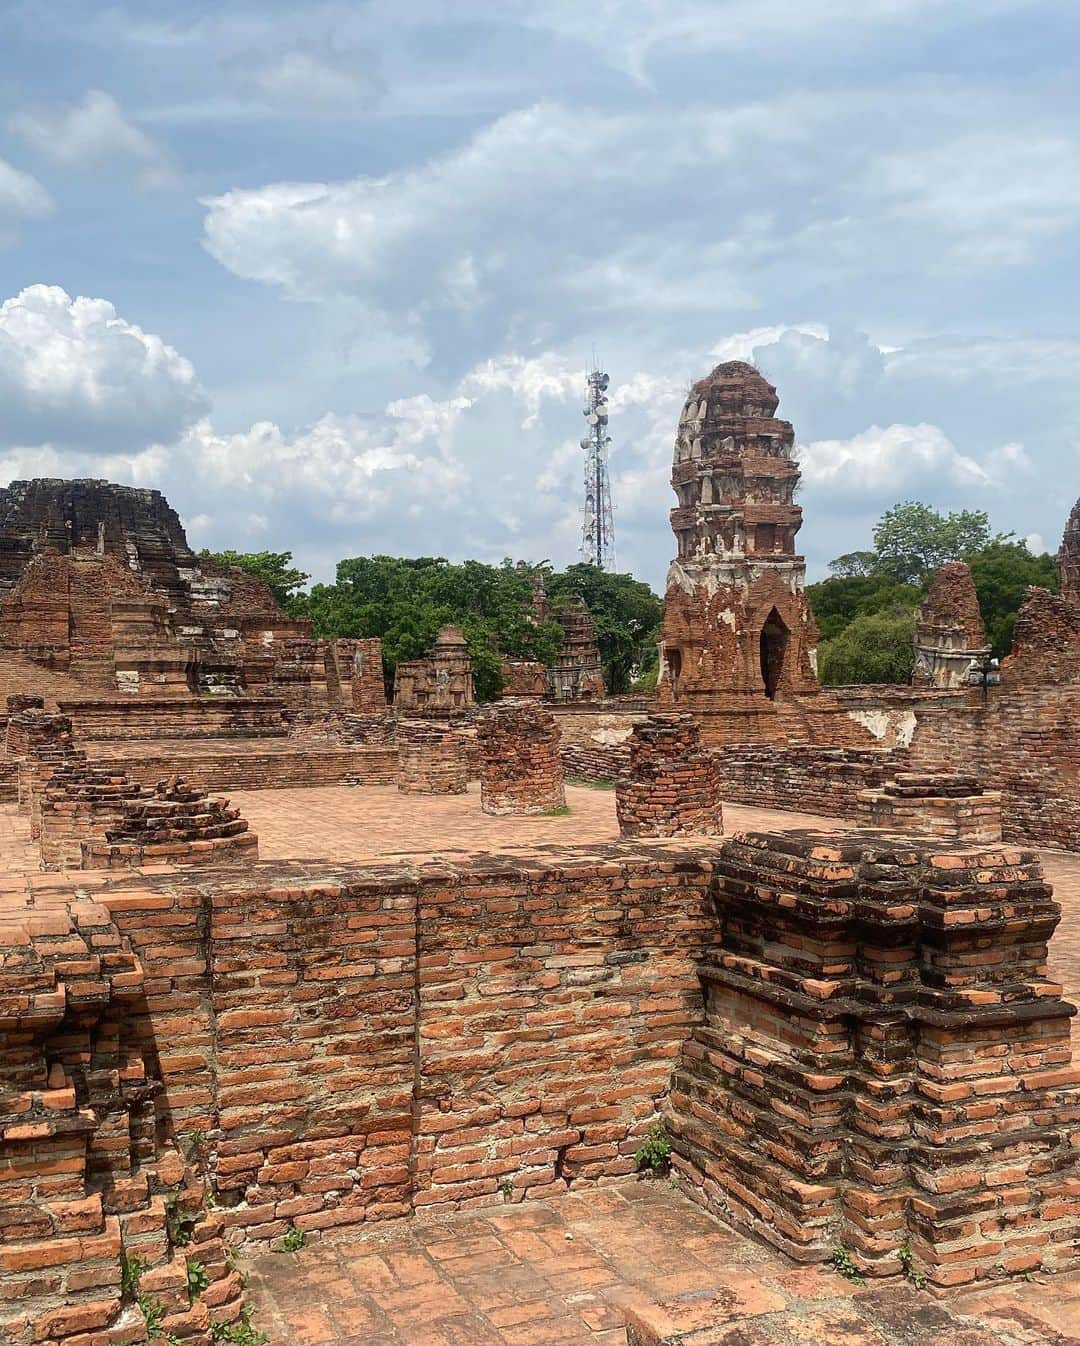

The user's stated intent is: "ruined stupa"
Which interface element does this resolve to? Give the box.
[654,361,820,740]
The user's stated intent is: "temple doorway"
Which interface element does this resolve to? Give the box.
[665,647,683,699]
[759,609,788,700]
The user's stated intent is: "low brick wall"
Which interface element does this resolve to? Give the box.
[714,744,901,816]
[561,742,630,781]
[856,771,1002,842]
[59,696,289,740]
[86,742,398,790]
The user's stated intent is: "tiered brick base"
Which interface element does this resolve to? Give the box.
[616,713,722,837]
[0,893,248,1346]
[396,720,468,795]
[858,771,1003,842]
[667,828,1080,1287]
[477,704,565,815]
[82,774,258,868]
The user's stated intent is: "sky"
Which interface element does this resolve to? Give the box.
[1,0,1078,592]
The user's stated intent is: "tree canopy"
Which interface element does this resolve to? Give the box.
[808,501,1058,682]
[292,556,661,701]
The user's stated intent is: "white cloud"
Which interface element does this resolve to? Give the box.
[10,90,174,186]
[797,423,992,495]
[0,285,207,452]
[230,39,385,111]
[0,158,52,243]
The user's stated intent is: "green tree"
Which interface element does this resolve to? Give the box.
[871,502,998,584]
[817,606,917,685]
[807,574,922,642]
[968,540,1058,658]
[200,549,310,611]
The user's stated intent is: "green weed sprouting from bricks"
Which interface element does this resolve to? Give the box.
[211,1308,268,1346]
[634,1122,672,1175]
[280,1225,306,1252]
[543,803,571,816]
[498,1177,514,1200]
[829,1244,865,1285]
[897,1242,927,1289]
[121,1253,147,1300]
[165,1196,195,1247]
[187,1259,211,1301]
[137,1292,166,1337]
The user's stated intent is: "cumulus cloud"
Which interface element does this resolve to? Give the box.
[0,285,207,452]
[797,423,992,495]
[0,158,52,243]
[10,90,174,186]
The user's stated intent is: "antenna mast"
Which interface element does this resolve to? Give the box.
[580,364,615,569]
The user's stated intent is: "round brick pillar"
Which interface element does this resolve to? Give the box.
[616,712,723,837]
[396,720,468,795]
[477,704,565,816]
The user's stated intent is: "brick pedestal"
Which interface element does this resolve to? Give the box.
[668,828,1080,1287]
[477,704,565,816]
[616,713,723,837]
[396,720,468,795]
[858,771,1002,842]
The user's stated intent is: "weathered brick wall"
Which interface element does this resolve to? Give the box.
[715,744,901,817]
[59,696,288,740]
[87,743,398,790]
[856,771,1002,842]
[0,892,247,1346]
[908,686,1080,850]
[92,848,711,1239]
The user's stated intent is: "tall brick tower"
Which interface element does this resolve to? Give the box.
[655,361,820,740]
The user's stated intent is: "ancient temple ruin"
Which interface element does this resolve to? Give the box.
[547,597,606,701]
[393,625,475,715]
[913,561,988,688]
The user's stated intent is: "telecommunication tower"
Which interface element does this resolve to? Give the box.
[580,365,615,568]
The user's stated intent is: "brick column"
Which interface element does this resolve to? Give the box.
[396,720,468,795]
[477,704,565,815]
[616,713,723,837]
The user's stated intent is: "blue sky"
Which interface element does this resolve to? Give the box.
[1,0,1078,590]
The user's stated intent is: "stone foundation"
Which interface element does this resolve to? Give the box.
[667,828,1080,1287]
[616,714,723,837]
[857,771,1003,842]
[82,775,258,869]
[59,696,288,740]
[396,720,468,795]
[477,704,565,815]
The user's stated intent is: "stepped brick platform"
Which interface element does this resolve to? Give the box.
[617,713,723,837]
[477,703,565,815]
[82,774,258,869]
[858,771,1003,841]
[667,828,1080,1287]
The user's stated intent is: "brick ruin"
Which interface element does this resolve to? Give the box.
[653,362,866,747]
[913,561,989,689]
[547,598,606,702]
[668,829,1079,1285]
[616,713,723,837]
[477,704,565,815]
[393,625,475,716]
[5,392,1080,1343]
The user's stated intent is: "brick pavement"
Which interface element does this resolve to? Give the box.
[243,1183,1079,1346]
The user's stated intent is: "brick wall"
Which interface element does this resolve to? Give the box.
[93,848,712,1238]
[908,686,1080,850]
[86,743,398,790]
[714,744,901,817]
[60,696,288,740]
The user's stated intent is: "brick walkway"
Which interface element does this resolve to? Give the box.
[243,1184,1078,1346]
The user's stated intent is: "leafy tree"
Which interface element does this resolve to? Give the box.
[871,502,999,584]
[968,540,1058,658]
[807,574,922,642]
[199,549,310,611]
[827,551,880,578]
[817,606,917,685]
